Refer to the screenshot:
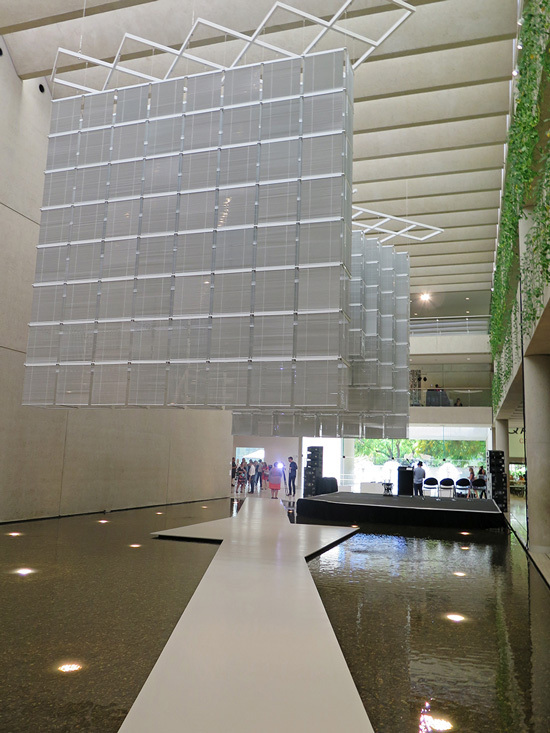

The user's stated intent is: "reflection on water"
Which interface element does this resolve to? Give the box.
[0,498,236,733]
[308,525,550,733]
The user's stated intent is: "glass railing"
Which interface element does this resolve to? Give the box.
[410,316,490,335]
[410,388,492,407]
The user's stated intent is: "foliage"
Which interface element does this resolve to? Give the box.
[520,147,550,326]
[354,438,486,467]
[492,296,521,408]
[490,0,550,399]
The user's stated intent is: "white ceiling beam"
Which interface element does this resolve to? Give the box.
[409,252,495,267]
[395,239,497,256]
[354,40,514,101]
[411,272,492,285]
[355,191,502,217]
[0,0,156,35]
[354,170,502,202]
[410,262,494,277]
[353,81,510,132]
[352,144,505,182]
[354,116,508,160]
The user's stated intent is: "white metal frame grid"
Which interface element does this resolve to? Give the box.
[48,0,439,247]
[351,205,443,243]
[51,0,415,94]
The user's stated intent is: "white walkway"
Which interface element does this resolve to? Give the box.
[119,496,374,732]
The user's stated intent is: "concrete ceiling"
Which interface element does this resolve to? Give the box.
[1,0,519,319]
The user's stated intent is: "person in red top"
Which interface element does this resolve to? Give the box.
[268,464,282,499]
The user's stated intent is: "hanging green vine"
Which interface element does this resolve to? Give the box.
[520,148,550,327]
[490,0,550,410]
[492,297,521,408]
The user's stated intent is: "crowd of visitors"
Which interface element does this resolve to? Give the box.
[231,457,299,497]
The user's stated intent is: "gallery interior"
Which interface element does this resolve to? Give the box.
[1,1,550,731]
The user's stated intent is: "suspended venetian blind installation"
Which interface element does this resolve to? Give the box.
[24,49,353,409]
[231,232,410,438]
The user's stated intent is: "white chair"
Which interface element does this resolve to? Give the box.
[423,477,439,497]
[439,478,454,498]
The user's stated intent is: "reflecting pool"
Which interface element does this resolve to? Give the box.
[308,525,550,732]
[0,498,238,733]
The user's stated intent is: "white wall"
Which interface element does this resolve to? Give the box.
[0,44,233,523]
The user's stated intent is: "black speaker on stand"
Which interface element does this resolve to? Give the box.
[487,450,507,512]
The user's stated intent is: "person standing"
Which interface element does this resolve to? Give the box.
[477,466,487,499]
[288,457,298,496]
[248,460,256,493]
[413,461,425,497]
[231,458,236,488]
[268,463,283,499]
[236,460,247,493]
[255,461,263,490]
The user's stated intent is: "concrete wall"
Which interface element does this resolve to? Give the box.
[0,43,232,523]
[409,406,493,426]
[410,333,490,358]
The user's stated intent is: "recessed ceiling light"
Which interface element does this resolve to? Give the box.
[460,546,470,550]
[14,568,35,576]
[466,310,470,314]
[414,312,418,316]
[98,520,109,524]
[460,532,470,535]
[156,511,163,515]
[420,293,431,302]
[58,663,82,673]
[201,506,208,509]
[453,572,466,577]
[7,532,22,537]
[446,614,465,622]
[129,544,141,548]
[351,524,359,528]
[465,297,470,300]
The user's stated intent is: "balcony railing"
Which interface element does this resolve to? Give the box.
[410,388,492,408]
[410,316,490,335]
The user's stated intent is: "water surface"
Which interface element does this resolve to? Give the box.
[308,524,550,732]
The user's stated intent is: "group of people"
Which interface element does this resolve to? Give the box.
[468,465,487,498]
[231,457,298,498]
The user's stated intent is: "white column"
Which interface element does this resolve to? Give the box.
[342,438,355,488]
[523,355,550,552]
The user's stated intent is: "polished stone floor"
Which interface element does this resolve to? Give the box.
[510,494,528,545]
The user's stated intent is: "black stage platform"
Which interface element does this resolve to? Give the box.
[296,492,506,529]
